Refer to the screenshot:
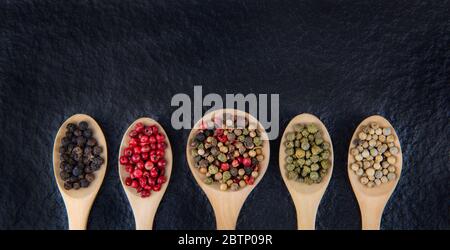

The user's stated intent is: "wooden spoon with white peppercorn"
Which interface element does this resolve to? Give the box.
[118,118,173,230]
[52,114,108,230]
[348,115,402,230]
[186,109,270,230]
[279,113,334,230]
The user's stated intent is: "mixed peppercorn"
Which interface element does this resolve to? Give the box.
[284,123,331,184]
[59,121,104,190]
[190,114,265,191]
[120,122,168,198]
[349,122,399,188]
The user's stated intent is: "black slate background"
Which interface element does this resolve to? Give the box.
[1,0,449,230]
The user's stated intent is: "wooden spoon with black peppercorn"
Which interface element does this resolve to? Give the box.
[52,114,108,230]
[348,115,402,230]
[186,109,270,230]
[118,118,172,230]
[279,113,334,230]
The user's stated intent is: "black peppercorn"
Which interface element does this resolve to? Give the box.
[64,164,73,172]
[60,171,70,180]
[60,154,69,162]
[66,123,76,132]
[80,179,90,188]
[195,132,206,142]
[68,176,79,183]
[64,182,73,190]
[72,182,81,190]
[73,129,82,137]
[61,137,71,147]
[204,129,214,137]
[83,129,92,138]
[72,167,82,176]
[83,146,92,155]
[76,136,86,146]
[85,173,95,182]
[92,157,104,166]
[87,138,97,147]
[84,166,93,174]
[92,146,102,155]
[79,121,88,130]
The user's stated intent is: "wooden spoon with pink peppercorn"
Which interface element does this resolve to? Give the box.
[118,117,173,230]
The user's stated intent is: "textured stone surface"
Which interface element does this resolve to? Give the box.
[0,0,449,229]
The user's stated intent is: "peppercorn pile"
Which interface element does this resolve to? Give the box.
[350,122,399,188]
[190,115,265,191]
[284,124,331,184]
[59,121,104,190]
[120,122,168,198]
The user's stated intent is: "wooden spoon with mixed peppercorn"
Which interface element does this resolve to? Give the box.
[279,113,334,230]
[186,109,270,230]
[52,114,108,230]
[347,115,402,230]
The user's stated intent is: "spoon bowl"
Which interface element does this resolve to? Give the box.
[118,117,173,230]
[186,109,270,229]
[348,115,402,229]
[52,114,108,230]
[279,113,334,229]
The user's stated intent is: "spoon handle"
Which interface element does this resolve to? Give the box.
[132,204,157,230]
[210,194,244,230]
[359,200,385,230]
[293,196,320,230]
[65,197,93,230]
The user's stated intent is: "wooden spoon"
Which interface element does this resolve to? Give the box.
[348,115,402,230]
[279,113,334,230]
[186,109,270,230]
[52,114,108,230]
[118,118,173,230]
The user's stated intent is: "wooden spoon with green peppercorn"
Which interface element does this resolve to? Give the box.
[279,113,334,230]
[186,109,270,230]
[118,118,173,230]
[52,114,108,230]
[348,115,402,230]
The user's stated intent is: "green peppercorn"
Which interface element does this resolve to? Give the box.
[307,124,318,134]
[320,160,329,169]
[208,165,219,175]
[217,153,227,162]
[204,177,213,184]
[301,141,310,151]
[286,164,296,171]
[288,171,298,180]
[253,137,262,146]
[286,156,294,164]
[286,132,296,141]
[294,124,304,133]
[223,171,231,181]
[310,171,319,181]
[285,148,295,156]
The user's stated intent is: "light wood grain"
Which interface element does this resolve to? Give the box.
[118,117,172,230]
[186,109,270,230]
[347,115,402,230]
[279,113,334,230]
[52,114,108,230]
